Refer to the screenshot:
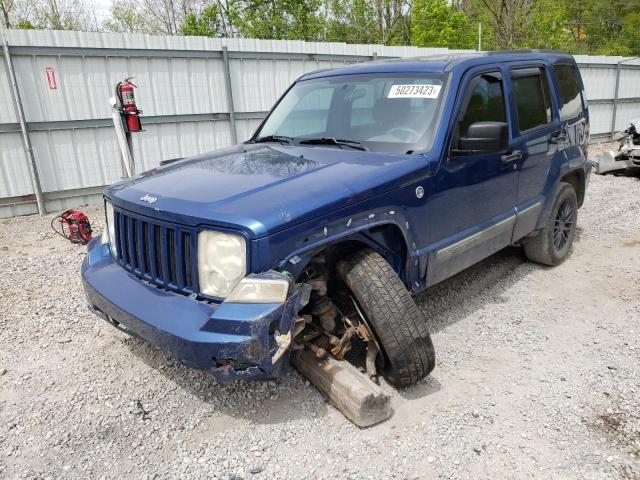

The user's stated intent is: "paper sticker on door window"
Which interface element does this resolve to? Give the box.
[388,84,441,99]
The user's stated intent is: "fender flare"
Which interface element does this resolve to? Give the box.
[537,159,585,230]
[272,213,419,287]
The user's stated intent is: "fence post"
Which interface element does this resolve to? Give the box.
[0,25,46,215]
[222,46,238,145]
[610,61,622,138]
[610,57,639,139]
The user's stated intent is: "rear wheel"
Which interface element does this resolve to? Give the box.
[336,249,435,388]
[523,182,578,266]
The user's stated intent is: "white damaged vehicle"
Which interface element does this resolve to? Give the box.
[595,120,640,174]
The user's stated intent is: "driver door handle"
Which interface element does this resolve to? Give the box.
[501,150,522,164]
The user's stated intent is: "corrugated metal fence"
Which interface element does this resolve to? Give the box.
[1,29,639,218]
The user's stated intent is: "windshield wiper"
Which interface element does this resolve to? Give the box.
[253,135,294,145]
[299,137,367,151]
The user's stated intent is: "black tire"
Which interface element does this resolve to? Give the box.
[523,182,578,266]
[336,249,435,388]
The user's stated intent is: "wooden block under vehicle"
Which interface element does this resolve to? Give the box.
[291,348,392,427]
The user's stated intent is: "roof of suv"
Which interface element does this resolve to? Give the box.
[301,50,575,81]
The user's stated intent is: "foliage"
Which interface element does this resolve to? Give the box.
[617,12,640,55]
[2,0,639,56]
[521,0,573,50]
[412,0,476,49]
[181,4,223,36]
[103,0,152,34]
[15,20,37,29]
[141,0,200,35]
[227,0,325,41]
[325,0,411,45]
[324,0,382,44]
[2,0,97,30]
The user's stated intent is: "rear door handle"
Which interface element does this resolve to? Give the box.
[550,133,568,144]
[501,150,522,164]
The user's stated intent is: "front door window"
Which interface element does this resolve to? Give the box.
[456,71,506,146]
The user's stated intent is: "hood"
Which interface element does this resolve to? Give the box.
[106,144,427,238]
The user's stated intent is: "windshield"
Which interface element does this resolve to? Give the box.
[253,73,448,154]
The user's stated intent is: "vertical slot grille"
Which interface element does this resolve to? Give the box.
[130,218,139,270]
[111,207,197,294]
[154,225,162,280]
[115,211,124,260]
[141,222,150,274]
[167,228,177,285]
[182,232,193,288]
[121,215,130,264]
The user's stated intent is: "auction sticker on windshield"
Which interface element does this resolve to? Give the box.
[388,84,441,98]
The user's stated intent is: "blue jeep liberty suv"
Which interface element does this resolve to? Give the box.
[82,51,591,387]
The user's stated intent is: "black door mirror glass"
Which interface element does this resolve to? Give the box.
[456,121,508,154]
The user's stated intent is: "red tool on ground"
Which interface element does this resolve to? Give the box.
[51,209,93,245]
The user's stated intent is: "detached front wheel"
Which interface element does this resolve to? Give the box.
[336,249,435,388]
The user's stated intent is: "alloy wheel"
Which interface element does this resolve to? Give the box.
[553,199,574,251]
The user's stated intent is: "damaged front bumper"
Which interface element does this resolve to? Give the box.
[81,238,307,381]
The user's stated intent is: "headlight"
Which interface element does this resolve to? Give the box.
[197,231,246,298]
[105,201,117,257]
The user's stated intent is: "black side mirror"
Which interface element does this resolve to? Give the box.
[456,121,508,155]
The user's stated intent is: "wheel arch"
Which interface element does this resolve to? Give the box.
[560,169,586,207]
[537,162,585,230]
[276,221,413,286]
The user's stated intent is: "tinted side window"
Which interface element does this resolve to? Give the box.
[553,64,583,121]
[512,69,553,132]
[458,72,506,136]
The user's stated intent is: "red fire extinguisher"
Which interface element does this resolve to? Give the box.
[116,77,142,133]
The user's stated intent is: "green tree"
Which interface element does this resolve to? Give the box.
[324,0,380,44]
[34,0,97,30]
[181,4,223,36]
[618,12,640,55]
[2,0,42,29]
[324,0,411,45]
[581,0,640,54]
[1,0,97,30]
[16,20,37,29]
[562,0,588,48]
[228,0,325,41]
[522,0,572,50]
[463,0,578,51]
[412,0,475,49]
[3,0,636,58]
[103,0,151,33]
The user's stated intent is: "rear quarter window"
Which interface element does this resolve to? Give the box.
[511,68,553,132]
[553,64,583,121]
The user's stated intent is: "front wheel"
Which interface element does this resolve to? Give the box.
[336,249,435,388]
[523,182,578,266]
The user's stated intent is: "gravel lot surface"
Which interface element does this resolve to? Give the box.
[1,143,639,479]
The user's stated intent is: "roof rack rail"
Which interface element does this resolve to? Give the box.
[487,49,571,55]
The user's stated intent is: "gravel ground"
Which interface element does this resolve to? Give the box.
[1,144,639,480]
